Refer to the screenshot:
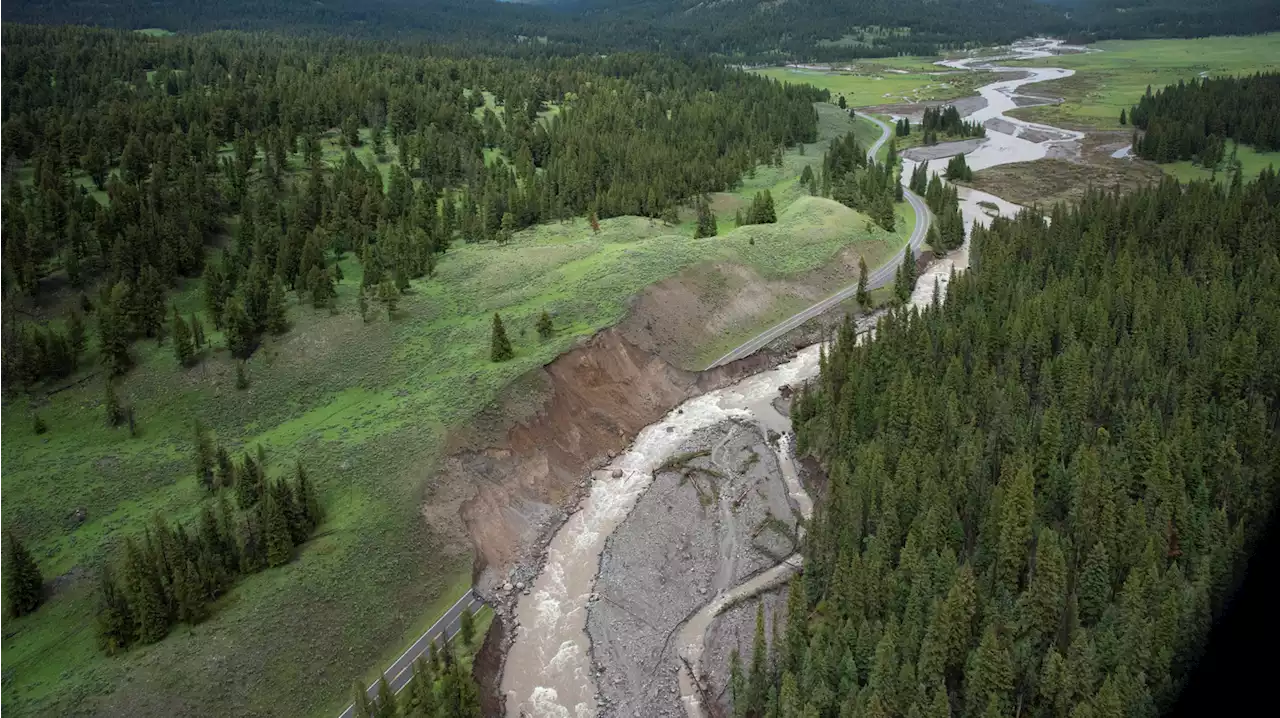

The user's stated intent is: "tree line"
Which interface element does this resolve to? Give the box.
[1129,72,1280,167]
[97,453,323,654]
[350,620,483,717]
[820,133,899,231]
[908,160,966,254]
[743,169,1280,718]
[917,106,986,148]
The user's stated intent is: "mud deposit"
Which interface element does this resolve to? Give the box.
[585,422,798,717]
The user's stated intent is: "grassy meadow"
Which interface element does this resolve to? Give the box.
[1159,140,1280,185]
[753,61,991,108]
[1005,33,1280,130]
[1,104,906,716]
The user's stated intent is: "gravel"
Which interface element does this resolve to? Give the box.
[585,421,799,717]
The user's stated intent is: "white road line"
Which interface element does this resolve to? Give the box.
[338,590,484,717]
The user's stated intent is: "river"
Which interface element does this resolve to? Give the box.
[501,37,1087,718]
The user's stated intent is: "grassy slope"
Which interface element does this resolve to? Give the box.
[1,104,907,717]
[752,61,990,108]
[1005,34,1280,130]
[1159,140,1280,184]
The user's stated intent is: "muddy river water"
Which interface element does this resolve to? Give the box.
[502,37,1087,718]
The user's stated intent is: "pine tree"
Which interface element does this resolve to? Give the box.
[294,461,322,532]
[95,566,136,654]
[856,256,870,306]
[460,606,475,647]
[1019,528,1067,642]
[353,681,374,718]
[1119,108,1127,126]
[996,463,1035,597]
[1077,543,1111,626]
[965,625,1013,716]
[172,307,195,367]
[895,246,916,303]
[4,531,44,618]
[730,648,747,718]
[490,313,513,362]
[343,115,361,147]
[190,314,206,349]
[695,198,719,238]
[377,279,399,318]
[224,296,256,359]
[264,491,294,568]
[375,676,397,718]
[748,603,769,716]
[265,280,289,334]
[536,310,554,339]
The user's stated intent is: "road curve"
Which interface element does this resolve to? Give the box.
[705,112,929,369]
[337,589,485,718]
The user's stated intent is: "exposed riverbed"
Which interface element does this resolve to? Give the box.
[501,37,1087,718]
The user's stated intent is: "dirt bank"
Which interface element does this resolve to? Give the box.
[442,329,782,589]
[583,421,798,716]
[618,249,873,371]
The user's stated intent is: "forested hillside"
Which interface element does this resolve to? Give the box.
[1041,0,1280,41]
[1,24,820,386]
[8,0,1278,60]
[1130,72,1280,165]
[760,173,1280,717]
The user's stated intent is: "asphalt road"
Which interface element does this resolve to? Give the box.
[704,112,931,369]
[338,588,485,717]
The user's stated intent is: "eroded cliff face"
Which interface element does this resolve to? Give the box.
[442,328,783,588]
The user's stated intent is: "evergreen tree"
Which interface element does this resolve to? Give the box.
[460,606,475,647]
[748,603,769,716]
[265,280,289,334]
[223,297,256,359]
[264,490,294,567]
[376,279,399,318]
[965,625,1013,716]
[95,566,135,654]
[536,310,554,339]
[490,313,514,362]
[172,307,195,367]
[375,676,397,718]
[4,531,44,618]
[894,247,916,302]
[694,198,719,238]
[856,256,870,306]
[353,681,374,718]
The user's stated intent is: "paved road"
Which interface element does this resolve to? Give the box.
[705,112,930,369]
[338,589,485,717]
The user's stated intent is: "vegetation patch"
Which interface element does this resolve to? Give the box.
[1006,33,1280,129]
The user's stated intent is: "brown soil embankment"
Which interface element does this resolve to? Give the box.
[442,328,784,588]
[449,327,791,716]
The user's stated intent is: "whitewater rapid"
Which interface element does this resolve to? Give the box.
[502,37,1087,718]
